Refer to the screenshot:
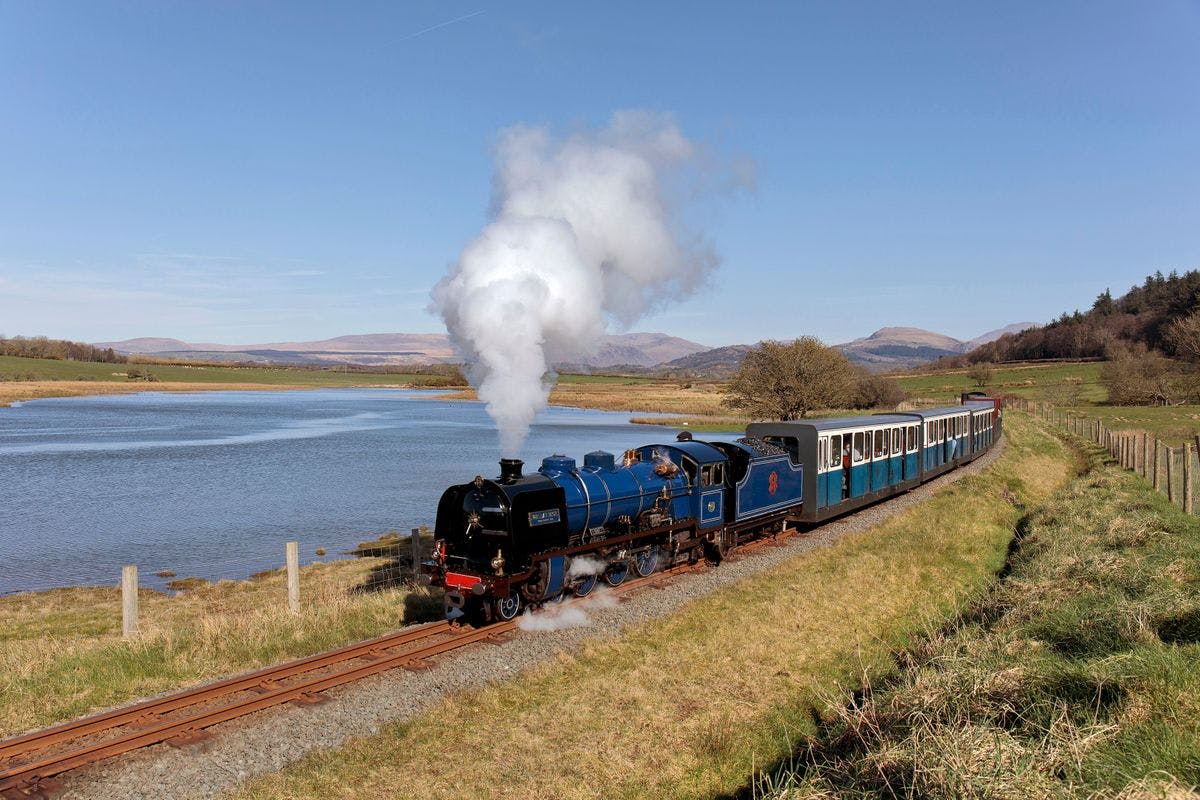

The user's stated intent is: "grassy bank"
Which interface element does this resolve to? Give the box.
[756,438,1200,798]
[0,558,441,738]
[0,354,462,406]
[227,412,1074,800]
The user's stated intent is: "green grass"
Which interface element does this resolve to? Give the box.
[0,354,452,387]
[756,433,1200,798]
[227,413,1075,800]
[1060,404,1200,447]
[897,361,1106,405]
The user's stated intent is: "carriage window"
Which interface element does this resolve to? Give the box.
[892,427,900,452]
[874,429,885,457]
[712,463,724,486]
[909,425,918,451]
[830,434,842,468]
[701,465,712,485]
[853,432,865,462]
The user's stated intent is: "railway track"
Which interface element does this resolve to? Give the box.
[0,546,761,799]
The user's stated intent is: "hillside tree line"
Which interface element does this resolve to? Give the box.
[0,335,126,363]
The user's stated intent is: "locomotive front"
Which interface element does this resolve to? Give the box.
[425,458,569,622]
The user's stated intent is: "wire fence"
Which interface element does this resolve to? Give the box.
[112,528,437,638]
[1007,397,1198,513]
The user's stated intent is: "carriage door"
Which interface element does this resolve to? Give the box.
[699,463,725,529]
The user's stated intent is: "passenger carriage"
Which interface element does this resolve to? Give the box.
[746,415,920,523]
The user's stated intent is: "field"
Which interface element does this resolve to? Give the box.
[896,361,1105,405]
[229,413,1078,800]
[0,557,441,738]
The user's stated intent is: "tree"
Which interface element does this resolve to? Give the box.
[851,370,906,409]
[1164,311,1200,362]
[967,361,994,387]
[722,337,857,420]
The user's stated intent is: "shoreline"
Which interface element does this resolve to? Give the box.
[0,380,445,408]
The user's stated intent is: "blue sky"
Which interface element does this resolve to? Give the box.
[1,1,1197,347]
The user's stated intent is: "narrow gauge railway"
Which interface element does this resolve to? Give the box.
[423,394,1001,624]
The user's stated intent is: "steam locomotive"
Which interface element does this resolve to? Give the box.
[421,394,1001,623]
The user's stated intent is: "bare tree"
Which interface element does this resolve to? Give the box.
[723,337,857,420]
[1164,311,1200,362]
[967,362,994,387]
[852,370,906,409]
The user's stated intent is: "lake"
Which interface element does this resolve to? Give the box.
[0,389,703,595]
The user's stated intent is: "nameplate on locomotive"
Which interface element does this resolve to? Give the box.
[528,509,561,526]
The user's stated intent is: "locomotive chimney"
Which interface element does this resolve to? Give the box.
[499,458,523,482]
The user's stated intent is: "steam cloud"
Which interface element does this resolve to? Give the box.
[433,110,732,455]
[516,588,619,632]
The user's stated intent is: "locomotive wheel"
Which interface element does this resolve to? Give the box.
[494,590,522,621]
[604,561,629,586]
[633,545,660,577]
[572,573,598,597]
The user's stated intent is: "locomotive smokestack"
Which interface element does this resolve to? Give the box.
[499,458,523,482]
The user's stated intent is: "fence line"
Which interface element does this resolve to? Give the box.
[1005,397,1197,514]
[115,529,432,634]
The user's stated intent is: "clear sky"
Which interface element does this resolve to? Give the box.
[1,1,1197,347]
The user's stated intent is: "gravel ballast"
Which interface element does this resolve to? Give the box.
[56,442,1006,800]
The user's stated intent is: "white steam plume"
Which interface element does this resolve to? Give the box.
[433,110,731,455]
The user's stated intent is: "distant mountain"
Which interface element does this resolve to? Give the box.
[95,331,709,370]
[835,326,964,370]
[654,345,757,378]
[656,324,1043,376]
[961,323,1038,351]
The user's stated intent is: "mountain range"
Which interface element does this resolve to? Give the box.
[96,322,1037,374]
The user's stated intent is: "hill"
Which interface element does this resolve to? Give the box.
[661,325,1037,376]
[95,332,709,370]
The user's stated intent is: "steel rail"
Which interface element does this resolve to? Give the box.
[0,620,455,790]
[0,622,512,795]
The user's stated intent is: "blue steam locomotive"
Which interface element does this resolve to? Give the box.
[422,396,1000,623]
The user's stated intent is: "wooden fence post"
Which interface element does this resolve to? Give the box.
[1186,443,1194,514]
[1142,433,1149,479]
[1167,447,1176,507]
[122,565,138,639]
[1153,440,1161,490]
[411,527,423,576]
[286,541,300,613]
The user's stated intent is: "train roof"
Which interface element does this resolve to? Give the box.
[747,414,915,433]
[886,404,989,419]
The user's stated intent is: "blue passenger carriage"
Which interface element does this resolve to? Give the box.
[746,415,919,522]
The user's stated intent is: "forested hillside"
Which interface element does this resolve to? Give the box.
[963,270,1200,362]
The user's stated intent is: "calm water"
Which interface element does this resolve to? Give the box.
[0,389,695,594]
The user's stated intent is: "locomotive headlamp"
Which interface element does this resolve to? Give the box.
[491,549,506,576]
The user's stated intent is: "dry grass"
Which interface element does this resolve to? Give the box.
[0,559,440,737]
[444,380,739,419]
[229,414,1075,800]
